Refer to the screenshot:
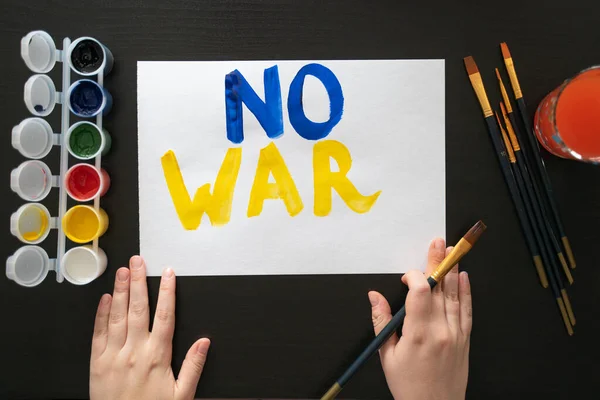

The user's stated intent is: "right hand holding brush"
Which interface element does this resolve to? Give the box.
[369,238,472,400]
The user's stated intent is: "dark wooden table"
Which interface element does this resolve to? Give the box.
[1,1,599,398]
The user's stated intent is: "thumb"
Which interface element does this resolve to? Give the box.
[368,291,398,358]
[176,338,210,400]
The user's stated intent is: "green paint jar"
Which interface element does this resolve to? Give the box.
[66,121,111,160]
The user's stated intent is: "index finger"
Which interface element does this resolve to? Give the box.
[401,270,432,322]
[425,238,446,276]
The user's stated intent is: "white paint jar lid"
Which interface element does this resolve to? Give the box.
[24,74,57,117]
[11,160,54,202]
[6,246,52,287]
[21,31,57,73]
[12,118,55,159]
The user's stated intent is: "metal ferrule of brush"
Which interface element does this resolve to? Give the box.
[430,238,472,283]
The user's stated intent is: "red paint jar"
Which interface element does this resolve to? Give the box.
[65,163,110,201]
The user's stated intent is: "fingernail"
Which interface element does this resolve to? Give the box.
[163,267,174,279]
[100,294,110,305]
[434,238,445,250]
[130,256,143,270]
[368,292,379,306]
[198,338,211,354]
[461,271,469,281]
[117,269,129,282]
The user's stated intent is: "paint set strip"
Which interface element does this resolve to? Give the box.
[6,31,113,287]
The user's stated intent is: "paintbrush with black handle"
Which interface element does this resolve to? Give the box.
[464,56,548,288]
[499,101,574,286]
[464,56,572,335]
[496,112,575,330]
[320,220,486,400]
[496,69,572,276]
[500,42,576,269]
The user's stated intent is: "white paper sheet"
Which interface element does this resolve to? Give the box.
[138,60,445,276]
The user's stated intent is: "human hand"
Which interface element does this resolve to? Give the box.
[369,238,472,400]
[90,256,210,400]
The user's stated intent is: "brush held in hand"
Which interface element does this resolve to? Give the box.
[320,221,486,400]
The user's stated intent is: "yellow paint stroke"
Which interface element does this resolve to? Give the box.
[313,140,381,216]
[247,142,304,218]
[161,148,242,229]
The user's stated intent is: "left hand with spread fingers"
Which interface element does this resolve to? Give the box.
[90,256,210,400]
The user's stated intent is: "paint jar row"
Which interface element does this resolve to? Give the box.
[10,203,109,245]
[25,74,112,118]
[7,245,107,287]
[23,31,113,76]
[11,160,110,202]
[13,118,111,160]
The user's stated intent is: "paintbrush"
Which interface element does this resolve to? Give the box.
[496,70,572,276]
[464,56,572,334]
[500,43,576,269]
[464,56,547,288]
[500,102,574,286]
[496,113,576,328]
[320,221,487,400]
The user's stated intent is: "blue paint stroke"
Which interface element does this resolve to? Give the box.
[287,63,344,141]
[225,65,283,144]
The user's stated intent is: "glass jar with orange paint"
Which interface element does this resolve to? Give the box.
[534,66,600,163]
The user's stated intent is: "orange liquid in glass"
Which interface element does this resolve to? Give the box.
[555,69,600,159]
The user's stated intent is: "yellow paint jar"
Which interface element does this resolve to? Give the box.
[62,205,108,244]
[10,203,52,244]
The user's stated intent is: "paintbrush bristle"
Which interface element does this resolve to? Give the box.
[500,102,507,116]
[464,56,479,75]
[464,220,487,246]
[501,42,523,99]
[500,42,511,60]
[464,56,493,117]
[495,112,504,130]
[496,69,513,113]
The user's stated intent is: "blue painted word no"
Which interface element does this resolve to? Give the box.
[224,63,344,144]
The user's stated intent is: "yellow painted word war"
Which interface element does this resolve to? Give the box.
[161,140,381,229]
